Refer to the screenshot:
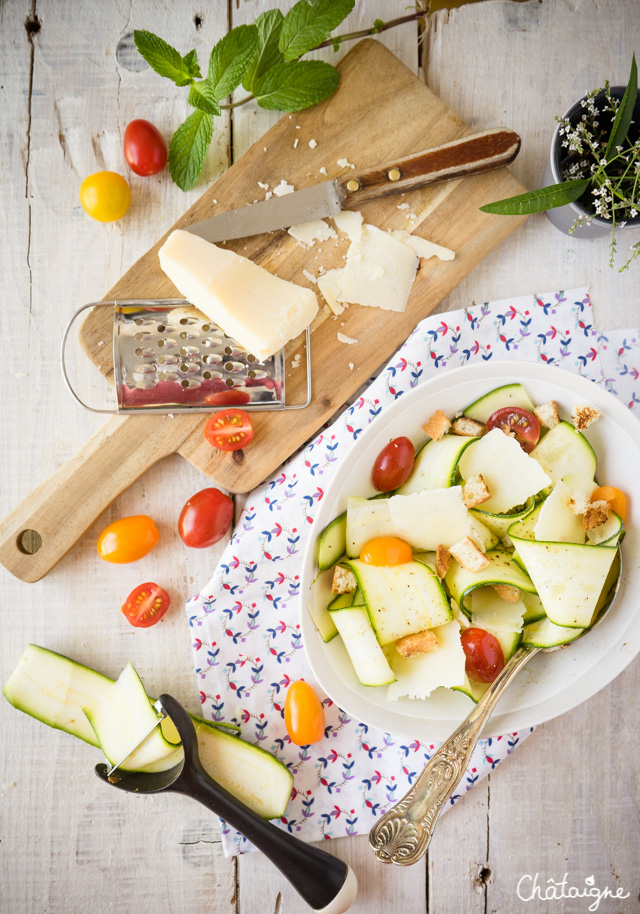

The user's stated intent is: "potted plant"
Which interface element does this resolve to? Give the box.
[480,55,639,271]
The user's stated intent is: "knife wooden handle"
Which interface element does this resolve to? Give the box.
[337,128,521,206]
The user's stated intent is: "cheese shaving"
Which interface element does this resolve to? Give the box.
[273,180,294,197]
[337,332,358,345]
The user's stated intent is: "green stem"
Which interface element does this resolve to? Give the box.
[312,10,427,51]
[219,94,254,110]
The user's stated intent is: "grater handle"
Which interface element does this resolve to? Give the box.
[0,413,202,583]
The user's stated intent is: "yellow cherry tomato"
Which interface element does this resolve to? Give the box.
[591,486,627,523]
[284,680,325,746]
[97,515,159,564]
[80,171,131,222]
[360,536,413,566]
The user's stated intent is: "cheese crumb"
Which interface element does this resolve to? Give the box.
[257,181,269,190]
[397,202,410,210]
[273,180,294,197]
[337,332,357,345]
[348,362,354,370]
[302,269,317,284]
[97,340,104,347]
[337,157,355,169]
[332,210,363,242]
[293,138,299,149]
[309,139,317,149]
[288,219,336,247]
[319,166,327,175]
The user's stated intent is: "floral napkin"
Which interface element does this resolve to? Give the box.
[186,286,639,855]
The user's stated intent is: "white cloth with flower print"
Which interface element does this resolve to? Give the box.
[186,286,639,856]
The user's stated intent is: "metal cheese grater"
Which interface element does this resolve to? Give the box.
[61,300,311,414]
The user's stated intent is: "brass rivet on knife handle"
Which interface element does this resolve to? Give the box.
[346,178,361,193]
[337,127,521,207]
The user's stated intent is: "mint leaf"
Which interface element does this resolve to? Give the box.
[254,60,339,112]
[279,0,355,61]
[168,110,213,191]
[479,179,590,216]
[605,54,638,159]
[208,24,258,100]
[242,9,285,92]
[188,80,221,116]
[133,30,201,87]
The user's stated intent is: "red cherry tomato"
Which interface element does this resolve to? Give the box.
[486,407,540,453]
[360,536,413,565]
[371,436,415,492]
[461,627,505,683]
[121,583,170,628]
[123,119,168,176]
[204,409,254,452]
[178,487,234,548]
[284,681,325,746]
[97,515,159,563]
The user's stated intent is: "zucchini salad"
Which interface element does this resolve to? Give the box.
[308,383,624,704]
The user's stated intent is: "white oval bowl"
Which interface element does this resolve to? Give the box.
[299,360,640,740]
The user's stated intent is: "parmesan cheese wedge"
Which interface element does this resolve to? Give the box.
[158,230,318,362]
[332,210,363,242]
[390,229,455,262]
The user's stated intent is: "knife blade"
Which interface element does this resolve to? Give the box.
[185,127,520,245]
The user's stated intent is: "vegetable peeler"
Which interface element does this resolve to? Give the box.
[95,694,357,914]
[61,300,311,415]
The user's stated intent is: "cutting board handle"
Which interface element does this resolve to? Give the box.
[0,414,200,583]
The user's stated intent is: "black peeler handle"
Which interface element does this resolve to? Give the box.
[158,695,357,914]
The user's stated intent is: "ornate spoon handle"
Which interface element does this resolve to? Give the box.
[369,643,539,866]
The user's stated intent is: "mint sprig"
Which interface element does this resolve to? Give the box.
[168,110,214,191]
[254,60,340,112]
[279,0,355,61]
[243,9,285,92]
[208,25,258,100]
[133,30,201,87]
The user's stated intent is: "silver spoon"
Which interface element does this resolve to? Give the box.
[369,552,621,866]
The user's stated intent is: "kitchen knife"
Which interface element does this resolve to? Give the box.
[185,127,520,244]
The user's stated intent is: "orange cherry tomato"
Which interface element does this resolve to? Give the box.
[79,171,130,222]
[591,486,627,523]
[360,536,413,566]
[122,583,170,628]
[284,680,325,746]
[97,515,159,563]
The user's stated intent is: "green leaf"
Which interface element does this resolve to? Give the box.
[243,9,285,92]
[479,179,591,216]
[208,24,258,100]
[168,110,213,191]
[187,80,221,116]
[605,54,638,159]
[254,60,340,112]
[133,30,201,87]
[279,0,355,61]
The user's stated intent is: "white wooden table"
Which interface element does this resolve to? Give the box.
[1,2,639,912]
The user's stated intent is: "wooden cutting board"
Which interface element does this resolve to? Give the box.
[0,39,527,583]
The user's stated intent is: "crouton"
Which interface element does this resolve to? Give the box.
[582,499,611,531]
[331,565,357,594]
[493,583,521,603]
[435,544,451,579]
[452,417,487,437]
[534,400,560,429]
[573,405,601,432]
[395,629,439,657]
[462,474,491,509]
[422,409,452,441]
[450,536,490,573]
[568,490,592,516]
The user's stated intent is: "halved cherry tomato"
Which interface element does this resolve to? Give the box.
[591,485,627,523]
[204,390,251,407]
[178,487,234,548]
[204,409,254,452]
[284,680,325,746]
[461,627,505,683]
[97,515,159,563]
[123,119,167,176]
[486,407,540,453]
[372,436,415,491]
[79,171,130,222]
[121,583,170,628]
[360,536,413,565]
